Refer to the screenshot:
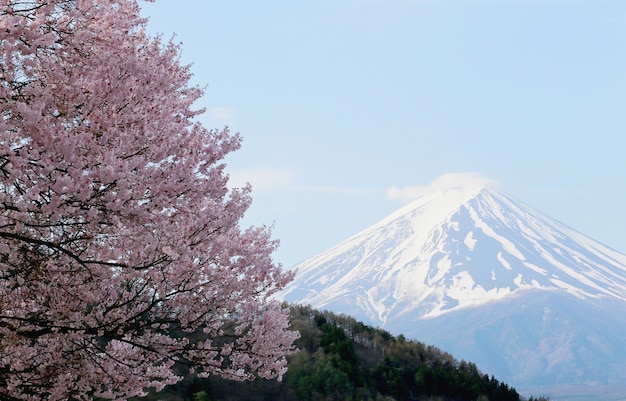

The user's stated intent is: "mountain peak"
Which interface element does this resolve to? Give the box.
[423,171,498,191]
[370,174,506,245]
[387,172,499,202]
[280,175,626,323]
[279,174,626,394]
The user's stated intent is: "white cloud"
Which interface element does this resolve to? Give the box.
[386,186,425,202]
[208,107,237,124]
[386,172,498,203]
[229,167,295,191]
[228,168,383,197]
[232,170,499,203]
[292,185,382,196]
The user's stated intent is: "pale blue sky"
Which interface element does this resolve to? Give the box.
[141,1,626,268]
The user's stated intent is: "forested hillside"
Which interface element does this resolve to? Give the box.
[139,305,548,401]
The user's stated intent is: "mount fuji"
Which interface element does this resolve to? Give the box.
[278,174,626,399]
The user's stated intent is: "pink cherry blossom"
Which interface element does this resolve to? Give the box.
[0,0,298,399]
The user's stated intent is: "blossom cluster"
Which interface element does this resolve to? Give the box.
[0,1,298,399]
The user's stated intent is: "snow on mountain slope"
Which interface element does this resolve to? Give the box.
[278,175,626,395]
[279,179,626,326]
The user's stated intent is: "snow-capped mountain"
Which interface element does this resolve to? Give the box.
[278,176,626,398]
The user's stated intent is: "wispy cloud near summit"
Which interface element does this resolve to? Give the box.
[387,172,498,203]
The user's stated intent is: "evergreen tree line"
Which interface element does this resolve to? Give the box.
[137,305,550,401]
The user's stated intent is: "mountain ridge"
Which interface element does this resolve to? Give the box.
[278,177,626,396]
[280,184,626,323]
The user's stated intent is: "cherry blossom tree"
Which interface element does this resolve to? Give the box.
[0,0,298,399]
